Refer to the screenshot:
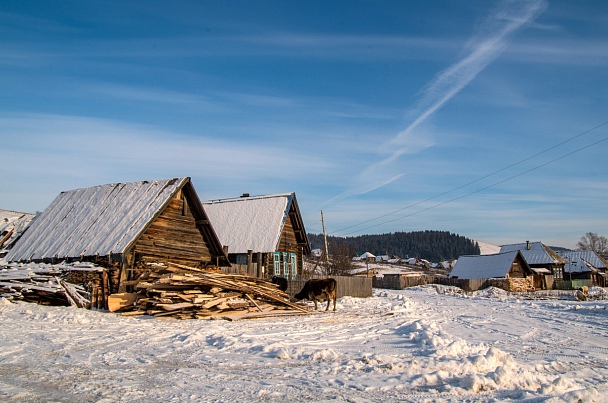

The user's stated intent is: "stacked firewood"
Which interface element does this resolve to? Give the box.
[108,263,311,320]
[0,264,91,308]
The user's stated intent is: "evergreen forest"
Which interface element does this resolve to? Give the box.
[307,230,480,262]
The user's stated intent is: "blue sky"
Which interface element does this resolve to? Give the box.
[1,0,607,249]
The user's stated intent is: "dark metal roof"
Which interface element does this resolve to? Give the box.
[559,250,608,273]
[500,242,567,266]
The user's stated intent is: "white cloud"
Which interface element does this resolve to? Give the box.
[333,0,547,203]
[0,113,333,208]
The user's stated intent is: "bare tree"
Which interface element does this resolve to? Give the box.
[577,232,608,254]
[327,243,356,276]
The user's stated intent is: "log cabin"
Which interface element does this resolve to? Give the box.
[448,250,535,292]
[500,241,567,289]
[449,250,533,279]
[202,193,311,279]
[4,178,229,293]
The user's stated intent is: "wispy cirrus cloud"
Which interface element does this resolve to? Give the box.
[331,0,547,206]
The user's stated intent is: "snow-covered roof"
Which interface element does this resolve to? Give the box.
[360,252,375,258]
[477,240,501,255]
[203,193,302,254]
[0,210,36,254]
[449,251,523,279]
[558,250,607,272]
[311,249,323,258]
[500,242,567,266]
[5,178,189,262]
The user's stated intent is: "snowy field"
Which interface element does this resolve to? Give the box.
[1,286,607,402]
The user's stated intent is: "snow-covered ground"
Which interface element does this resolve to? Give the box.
[1,286,607,402]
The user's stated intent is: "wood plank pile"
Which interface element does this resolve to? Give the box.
[110,263,311,320]
[0,264,91,308]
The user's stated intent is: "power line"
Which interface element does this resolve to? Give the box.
[331,122,608,236]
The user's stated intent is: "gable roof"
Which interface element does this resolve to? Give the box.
[500,242,567,266]
[5,177,226,263]
[449,251,528,279]
[558,250,608,273]
[202,193,310,255]
[0,210,36,255]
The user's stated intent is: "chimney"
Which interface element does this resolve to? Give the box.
[526,241,530,250]
[241,193,250,197]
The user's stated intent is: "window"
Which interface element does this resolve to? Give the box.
[552,267,564,280]
[274,252,297,279]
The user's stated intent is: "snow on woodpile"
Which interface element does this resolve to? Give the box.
[0,209,35,255]
[0,261,101,307]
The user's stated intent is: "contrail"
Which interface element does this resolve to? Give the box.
[331,0,547,204]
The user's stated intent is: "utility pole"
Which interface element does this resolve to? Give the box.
[321,210,329,273]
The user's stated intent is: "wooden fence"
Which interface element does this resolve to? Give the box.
[433,276,487,292]
[280,275,372,299]
[374,274,554,292]
[555,279,593,290]
[373,274,486,292]
[221,263,252,276]
[372,274,428,289]
[219,263,372,298]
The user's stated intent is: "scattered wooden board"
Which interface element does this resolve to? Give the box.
[108,293,139,312]
[111,264,312,320]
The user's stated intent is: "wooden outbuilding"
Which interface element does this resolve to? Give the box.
[202,193,311,279]
[450,251,532,279]
[449,250,535,292]
[5,178,229,293]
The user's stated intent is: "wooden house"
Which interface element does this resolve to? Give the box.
[5,178,229,292]
[559,250,608,287]
[202,193,311,279]
[450,251,532,279]
[449,251,535,292]
[500,242,568,288]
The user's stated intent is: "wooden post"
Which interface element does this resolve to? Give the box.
[91,286,98,309]
[321,211,329,274]
[256,252,263,278]
[247,249,253,276]
[101,269,109,310]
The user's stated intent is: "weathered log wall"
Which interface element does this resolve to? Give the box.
[132,190,212,267]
